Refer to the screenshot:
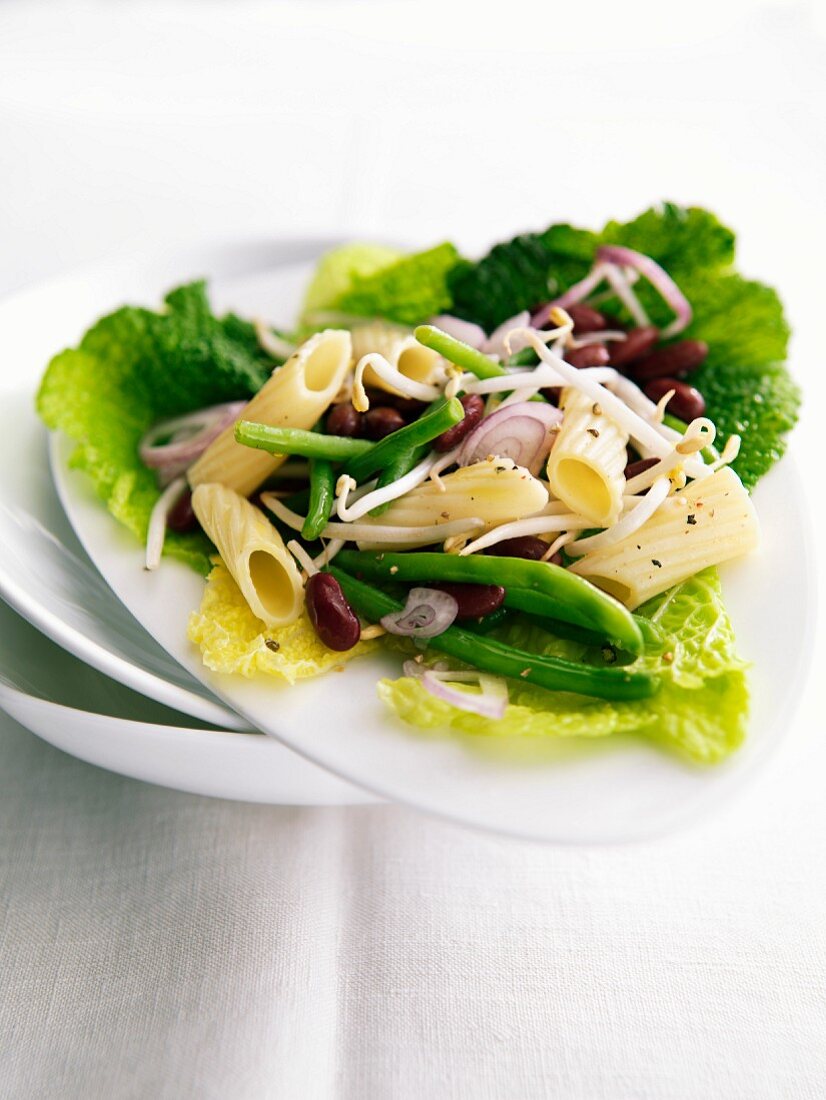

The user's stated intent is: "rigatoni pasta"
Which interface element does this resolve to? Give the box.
[355,458,548,538]
[191,482,304,628]
[569,466,759,608]
[351,321,442,392]
[546,387,629,527]
[188,329,352,496]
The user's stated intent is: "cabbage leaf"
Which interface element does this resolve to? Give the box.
[379,568,749,764]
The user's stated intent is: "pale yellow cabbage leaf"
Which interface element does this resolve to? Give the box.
[188,560,378,681]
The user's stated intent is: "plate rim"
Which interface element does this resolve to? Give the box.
[0,679,379,806]
[0,537,248,731]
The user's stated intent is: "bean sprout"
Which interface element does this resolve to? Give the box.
[286,539,319,578]
[352,352,442,412]
[568,478,671,557]
[459,513,592,557]
[335,453,436,521]
[261,493,484,546]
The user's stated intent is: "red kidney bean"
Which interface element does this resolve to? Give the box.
[326,403,362,437]
[624,456,659,480]
[433,393,485,452]
[607,325,659,369]
[305,573,361,651]
[630,339,708,382]
[395,399,430,421]
[565,344,610,369]
[643,378,707,421]
[430,582,505,620]
[485,536,549,561]
[363,387,428,418]
[364,406,405,440]
[167,489,199,533]
[541,387,562,406]
[567,304,607,334]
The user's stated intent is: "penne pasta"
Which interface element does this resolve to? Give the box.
[188,329,352,496]
[355,457,548,550]
[546,387,629,527]
[569,466,759,608]
[192,482,304,628]
[351,321,442,392]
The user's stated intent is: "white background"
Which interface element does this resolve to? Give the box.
[1,2,825,1097]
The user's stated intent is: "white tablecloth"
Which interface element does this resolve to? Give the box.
[1,3,825,1097]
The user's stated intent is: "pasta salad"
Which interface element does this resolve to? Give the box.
[38,204,800,763]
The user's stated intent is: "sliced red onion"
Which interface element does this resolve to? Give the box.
[429,314,487,349]
[455,401,562,475]
[139,401,246,480]
[603,262,650,327]
[145,476,188,571]
[421,672,507,719]
[380,587,458,639]
[401,661,508,719]
[481,311,531,358]
[596,245,692,337]
[531,262,610,328]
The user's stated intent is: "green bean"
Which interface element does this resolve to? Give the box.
[507,347,539,368]
[235,421,374,462]
[345,397,463,483]
[414,325,506,380]
[462,606,510,635]
[330,567,659,702]
[523,611,663,655]
[367,391,456,516]
[334,550,644,654]
[301,458,335,540]
[367,447,423,518]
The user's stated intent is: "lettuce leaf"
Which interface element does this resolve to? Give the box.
[379,568,749,764]
[301,242,403,317]
[319,242,462,326]
[447,202,798,489]
[36,282,272,574]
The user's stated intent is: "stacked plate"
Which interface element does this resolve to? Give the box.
[0,241,813,842]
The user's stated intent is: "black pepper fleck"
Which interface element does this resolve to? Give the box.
[651,559,662,568]
[265,639,281,652]
[686,514,697,525]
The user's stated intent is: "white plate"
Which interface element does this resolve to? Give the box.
[0,388,245,730]
[28,240,817,841]
[0,597,376,804]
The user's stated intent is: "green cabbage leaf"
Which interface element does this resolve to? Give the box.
[379,568,749,764]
